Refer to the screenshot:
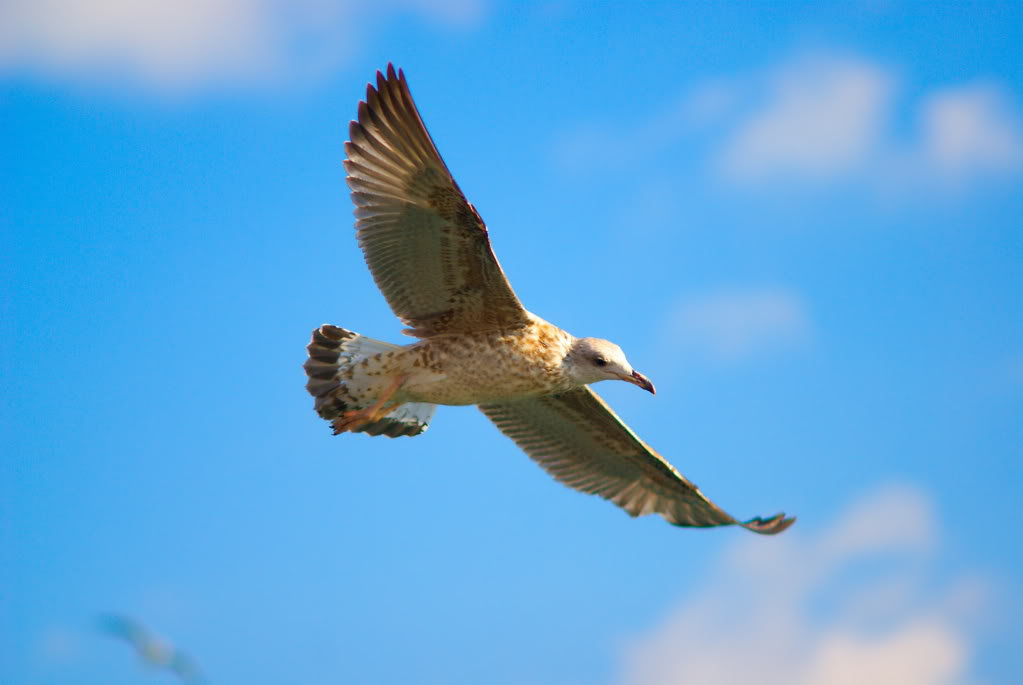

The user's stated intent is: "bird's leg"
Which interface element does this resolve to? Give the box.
[331,375,408,434]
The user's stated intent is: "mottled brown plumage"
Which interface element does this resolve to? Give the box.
[304,64,794,535]
[345,67,528,338]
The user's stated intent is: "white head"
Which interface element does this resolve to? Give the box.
[565,337,655,394]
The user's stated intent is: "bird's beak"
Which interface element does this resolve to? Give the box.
[624,370,656,394]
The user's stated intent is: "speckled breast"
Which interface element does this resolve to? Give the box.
[400,319,575,406]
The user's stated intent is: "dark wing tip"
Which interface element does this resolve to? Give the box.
[370,63,403,93]
[98,613,138,639]
[740,513,796,535]
[366,64,399,104]
[374,63,399,90]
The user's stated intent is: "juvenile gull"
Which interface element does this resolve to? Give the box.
[304,65,793,534]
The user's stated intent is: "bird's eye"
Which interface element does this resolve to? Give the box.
[594,357,608,367]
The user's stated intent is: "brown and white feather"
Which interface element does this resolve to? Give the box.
[304,325,435,437]
[345,65,530,337]
[479,387,794,534]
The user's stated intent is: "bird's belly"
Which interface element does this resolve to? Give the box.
[402,368,556,406]
[400,345,568,406]
[397,325,574,406]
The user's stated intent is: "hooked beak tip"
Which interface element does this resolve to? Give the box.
[629,370,656,395]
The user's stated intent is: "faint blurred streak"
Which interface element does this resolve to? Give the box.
[99,613,207,684]
[666,287,810,364]
[551,78,740,176]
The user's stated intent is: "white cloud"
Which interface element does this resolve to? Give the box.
[667,287,810,363]
[919,84,1023,184]
[0,0,486,91]
[553,52,1023,196]
[618,485,989,685]
[0,0,279,89]
[715,55,1023,192]
[718,57,894,182]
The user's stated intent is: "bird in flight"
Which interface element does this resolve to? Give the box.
[99,614,205,683]
[304,65,793,534]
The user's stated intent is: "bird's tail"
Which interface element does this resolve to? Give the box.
[303,324,435,437]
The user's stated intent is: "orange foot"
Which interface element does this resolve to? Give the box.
[331,375,407,435]
[332,409,369,434]
[331,402,401,434]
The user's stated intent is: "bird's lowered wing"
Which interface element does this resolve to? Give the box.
[479,387,794,533]
[344,65,530,337]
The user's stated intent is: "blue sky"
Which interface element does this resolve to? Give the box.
[3,2,1022,684]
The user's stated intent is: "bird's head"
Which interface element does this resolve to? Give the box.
[566,337,655,394]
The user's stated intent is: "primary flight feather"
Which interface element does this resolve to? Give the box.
[304,64,793,535]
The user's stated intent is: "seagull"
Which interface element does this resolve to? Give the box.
[304,64,793,534]
[99,614,205,683]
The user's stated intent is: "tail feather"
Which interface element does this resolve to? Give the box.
[303,324,434,438]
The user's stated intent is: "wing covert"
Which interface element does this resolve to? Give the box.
[479,387,793,534]
[345,65,529,337]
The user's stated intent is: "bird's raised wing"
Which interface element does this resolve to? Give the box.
[479,387,793,533]
[344,65,529,337]
[99,614,150,648]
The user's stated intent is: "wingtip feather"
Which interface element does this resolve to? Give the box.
[740,513,796,535]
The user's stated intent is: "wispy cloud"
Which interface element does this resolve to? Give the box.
[551,78,740,175]
[618,485,989,685]
[722,58,1023,192]
[917,83,1023,185]
[665,287,810,363]
[554,51,1023,196]
[0,0,486,91]
[712,56,1023,193]
[717,57,894,182]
